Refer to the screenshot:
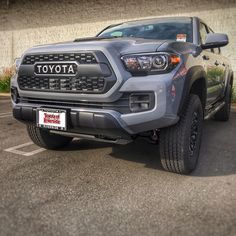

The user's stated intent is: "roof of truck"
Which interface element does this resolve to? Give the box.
[123,16,194,24]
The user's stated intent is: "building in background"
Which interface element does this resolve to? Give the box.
[0,0,236,78]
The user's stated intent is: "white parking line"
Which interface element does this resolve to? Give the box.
[0,114,12,118]
[4,142,45,156]
[0,112,12,115]
[0,112,12,118]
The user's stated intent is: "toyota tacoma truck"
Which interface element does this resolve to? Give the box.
[11,17,233,174]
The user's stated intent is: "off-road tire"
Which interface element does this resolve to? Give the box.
[159,94,203,174]
[214,85,232,121]
[27,125,73,150]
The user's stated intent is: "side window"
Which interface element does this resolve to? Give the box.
[199,23,208,44]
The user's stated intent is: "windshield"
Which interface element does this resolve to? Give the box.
[98,18,193,43]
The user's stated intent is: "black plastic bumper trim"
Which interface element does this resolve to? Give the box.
[13,106,131,140]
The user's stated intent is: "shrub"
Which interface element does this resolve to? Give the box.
[0,67,15,93]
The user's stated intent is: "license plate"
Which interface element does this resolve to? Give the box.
[36,108,67,130]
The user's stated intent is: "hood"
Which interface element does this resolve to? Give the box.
[23,37,167,56]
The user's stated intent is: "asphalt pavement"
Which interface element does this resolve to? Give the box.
[0,96,235,236]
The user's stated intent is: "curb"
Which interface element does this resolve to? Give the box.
[0,93,10,97]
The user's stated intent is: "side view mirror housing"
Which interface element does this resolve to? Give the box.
[201,33,229,49]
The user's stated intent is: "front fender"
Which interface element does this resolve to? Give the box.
[178,65,207,115]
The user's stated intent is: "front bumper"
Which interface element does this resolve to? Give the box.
[13,103,178,140]
[13,105,131,140]
[12,72,182,139]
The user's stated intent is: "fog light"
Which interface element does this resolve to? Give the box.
[129,93,152,112]
[11,87,19,103]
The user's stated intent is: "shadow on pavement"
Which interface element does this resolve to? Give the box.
[192,116,236,177]
[110,110,236,177]
[40,109,236,177]
[111,139,162,169]
[62,139,112,151]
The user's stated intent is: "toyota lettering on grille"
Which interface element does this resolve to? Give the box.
[34,63,77,75]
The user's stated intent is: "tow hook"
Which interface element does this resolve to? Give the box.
[150,129,159,143]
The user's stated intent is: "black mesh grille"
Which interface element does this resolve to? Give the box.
[22,53,97,65]
[18,76,105,93]
[19,51,117,94]
[19,94,131,114]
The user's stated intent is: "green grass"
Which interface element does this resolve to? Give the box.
[0,68,14,93]
[0,77,11,93]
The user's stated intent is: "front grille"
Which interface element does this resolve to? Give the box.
[22,53,97,65]
[18,76,105,93]
[19,51,117,94]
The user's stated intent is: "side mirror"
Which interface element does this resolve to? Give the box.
[202,33,229,49]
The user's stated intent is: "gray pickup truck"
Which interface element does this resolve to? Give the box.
[11,17,233,174]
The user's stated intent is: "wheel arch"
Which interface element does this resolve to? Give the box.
[178,66,207,115]
[223,70,234,97]
[229,70,234,87]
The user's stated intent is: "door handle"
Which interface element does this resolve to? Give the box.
[203,55,210,60]
[215,61,220,66]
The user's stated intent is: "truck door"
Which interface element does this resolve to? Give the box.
[208,28,225,100]
[211,47,225,99]
[199,23,223,106]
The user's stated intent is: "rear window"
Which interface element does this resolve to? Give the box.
[98,18,193,43]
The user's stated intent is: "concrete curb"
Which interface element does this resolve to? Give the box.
[0,93,10,97]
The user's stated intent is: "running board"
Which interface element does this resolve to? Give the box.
[50,130,132,145]
[204,101,225,120]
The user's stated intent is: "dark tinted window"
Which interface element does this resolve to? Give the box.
[98,19,193,42]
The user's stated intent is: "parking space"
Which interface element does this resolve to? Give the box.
[4,142,45,156]
[0,96,236,236]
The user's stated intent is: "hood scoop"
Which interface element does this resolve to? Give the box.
[74,36,120,42]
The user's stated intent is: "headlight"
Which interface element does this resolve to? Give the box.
[121,53,180,75]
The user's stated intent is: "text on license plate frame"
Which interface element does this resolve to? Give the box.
[36,108,67,131]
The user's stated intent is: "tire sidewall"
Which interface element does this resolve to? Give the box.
[182,95,203,172]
